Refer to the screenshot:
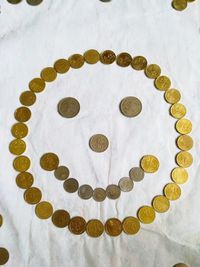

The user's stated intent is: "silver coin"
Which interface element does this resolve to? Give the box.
[129,167,144,182]
[78,184,93,200]
[106,184,121,199]
[118,177,134,192]
[120,96,142,118]
[58,97,80,118]
[26,0,43,5]
[54,166,69,181]
[93,188,106,202]
[63,178,79,193]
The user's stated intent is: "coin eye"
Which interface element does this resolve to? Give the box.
[120,96,142,118]
[58,97,80,119]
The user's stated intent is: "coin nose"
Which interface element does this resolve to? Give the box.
[89,134,109,153]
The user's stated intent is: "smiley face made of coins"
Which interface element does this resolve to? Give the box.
[10,50,193,237]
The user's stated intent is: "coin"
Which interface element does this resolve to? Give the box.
[78,184,93,200]
[131,56,147,71]
[106,184,121,199]
[129,167,144,182]
[68,54,84,69]
[40,67,57,82]
[29,78,46,93]
[164,183,181,200]
[16,172,34,189]
[137,206,156,224]
[100,50,116,65]
[172,0,187,11]
[89,134,109,153]
[0,248,9,265]
[170,103,186,119]
[14,107,31,122]
[86,219,104,238]
[58,97,80,118]
[118,177,134,192]
[0,215,3,227]
[155,76,171,91]
[120,96,142,118]
[13,156,31,172]
[177,135,193,151]
[164,89,181,104]
[9,139,26,155]
[140,155,159,173]
[40,153,59,171]
[54,59,70,74]
[176,151,193,168]
[63,178,79,193]
[7,0,22,3]
[105,218,122,237]
[35,201,53,220]
[176,118,192,134]
[173,263,189,267]
[116,52,132,67]
[68,216,86,235]
[84,49,100,64]
[52,210,70,228]
[54,166,70,180]
[24,187,42,204]
[171,167,188,184]
[152,195,170,213]
[20,91,36,106]
[122,217,140,235]
[145,64,161,79]
[93,188,106,202]
[26,0,43,5]
[11,123,28,138]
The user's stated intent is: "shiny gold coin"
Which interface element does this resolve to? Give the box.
[177,135,193,151]
[172,0,188,11]
[0,215,3,227]
[58,97,80,118]
[9,139,26,155]
[24,187,42,204]
[40,67,57,82]
[100,50,116,65]
[122,217,140,235]
[105,218,122,237]
[116,52,132,67]
[14,107,31,122]
[171,167,188,184]
[0,247,9,265]
[176,151,193,168]
[69,216,86,235]
[140,155,159,173]
[164,183,181,200]
[16,172,34,189]
[131,56,147,71]
[170,103,186,119]
[13,156,31,172]
[155,76,171,91]
[145,64,161,79]
[20,91,36,106]
[84,49,100,64]
[176,118,192,134]
[68,54,84,69]
[89,134,109,153]
[11,123,28,138]
[40,153,59,171]
[54,59,70,74]
[29,78,46,93]
[164,88,181,104]
[35,201,53,220]
[137,206,156,224]
[86,219,104,238]
[52,209,70,228]
[120,96,142,118]
[152,195,170,213]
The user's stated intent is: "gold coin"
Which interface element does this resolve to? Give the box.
[24,187,42,204]
[52,209,70,228]
[173,263,189,267]
[68,216,86,235]
[120,96,142,118]
[40,153,59,171]
[170,103,186,119]
[58,97,80,118]
[122,217,140,235]
[35,201,53,220]
[84,49,100,64]
[0,215,3,227]
[140,155,159,173]
[176,151,193,168]
[40,67,57,82]
[105,218,122,237]
[54,59,70,74]
[155,76,171,91]
[7,0,22,3]
[164,88,181,104]
[176,118,192,134]
[0,247,9,265]
[16,172,34,189]
[137,206,156,224]
[100,50,116,65]
[68,54,84,69]
[86,219,104,238]
[145,64,161,79]
[20,91,36,106]
[14,107,31,122]
[177,135,193,151]
[152,195,170,213]
[29,78,46,93]
[11,123,28,138]
[172,0,187,11]
[89,134,109,153]
[171,167,188,184]
[116,52,132,67]
[164,183,181,200]
[131,56,147,71]
[9,139,26,155]
[27,0,43,5]
[13,156,31,172]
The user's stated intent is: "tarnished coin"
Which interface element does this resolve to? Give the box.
[11,123,28,139]
[176,151,193,168]
[20,91,36,106]
[52,210,70,228]
[54,166,69,181]
[164,183,181,200]
[16,172,34,189]
[173,263,189,267]
[9,139,26,155]
[0,215,3,227]
[68,54,84,69]
[29,78,46,93]
[129,167,144,182]
[122,217,140,235]
[63,178,79,193]
[171,167,188,184]
[69,216,86,235]
[120,96,142,118]
[13,156,31,172]
[165,89,181,104]
[118,177,133,192]
[14,107,31,122]
[84,49,100,64]
[78,184,93,200]
[105,218,122,237]
[58,97,80,118]
[131,56,147,71]
[137,206,156,224]
[93,188,106,202]
[155,76,171,91]
[26,0,43,5]
[86,219,104,238]
[170,103,186,119]
[100,50,116,65]
[40,67,57,82]
[177,135,193,151]
[35,201,53,220]
[40,153,59,171]
[24,187,42,204]
[152,195,170,213]
[7,0,22,3]
[172,0,187,11]
[116,52,132,67]
[106,184,121,199]
[145,64,161,79]
[0,247,9,265]
[176,118,192,134]
[54,59,70,74]
[89,134,109,153]
[140,155,159,173]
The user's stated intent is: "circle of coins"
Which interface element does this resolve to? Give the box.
[10,50,193,237]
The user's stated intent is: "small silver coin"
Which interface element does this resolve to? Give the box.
[58,97,80,118]
[63,178,79,193]
[129,167,144,182]
[118,177,134,192]
[120,96,142,118]
[93,188,106,202]
[54,166,69,181]
[106,184,121,199]
[78,184,93,200]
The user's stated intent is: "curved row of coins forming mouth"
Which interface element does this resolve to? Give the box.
[9,49,193,237]
[0,215,10,265]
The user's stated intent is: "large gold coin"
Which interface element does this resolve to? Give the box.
[54,59,70,74]
[0,215,3,227]
[176,151,193,168]
[137,206,156,224]
[11,123,28,139]
[105,218,122,237]
[68,54,84,69]
[164,183,181,200]
[131,56,147,71]
[116,52,132,67]
[13,156,31,172]
[35,201,53,220]
[177,135,193,151]
[145,64,161,79]
[0,247,9,265]
[29,78,46,93]
[40,67,57,82]
[20,91,36,106]
[155,76,171,91]
[122,217,140,235]
[84,49,100,64]
[52,210,70,228]
[164,88,181,104]
[9,139,26,155]
[100,50,116,65]
[16,172,34,189]
[89,134,109,153]
[24,187,42,204]
[68,216,86,235]
[176,118,192,134]
[120,96,142,118]
[152,195,170,213]
[86,219,104,238]
[170,103,186,119]
[14,107,31,122]
[172,0,188,11]
[40,153,59,171]
[140,155,159,173]
[58,97,80,118]
[171,167,188,184]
